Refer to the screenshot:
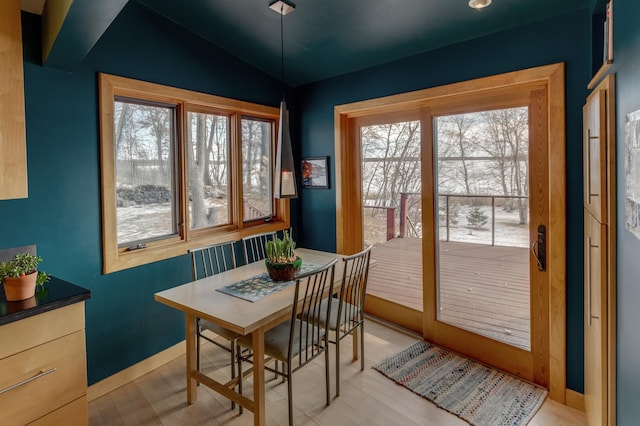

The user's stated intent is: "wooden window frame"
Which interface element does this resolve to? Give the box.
[99,73,290,273]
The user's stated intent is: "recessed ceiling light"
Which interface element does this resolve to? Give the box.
[269,0,296,15]
[469,0,492,9]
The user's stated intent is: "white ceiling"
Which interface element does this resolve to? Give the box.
[21,0,45,15]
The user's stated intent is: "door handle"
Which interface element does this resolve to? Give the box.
[531,224,546,272]
[587,236,592,326]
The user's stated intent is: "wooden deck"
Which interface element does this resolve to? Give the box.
[367,237,530,350]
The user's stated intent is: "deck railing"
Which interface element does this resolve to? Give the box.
[367,192,528,246]
[363,205,396,241]
[434,193,528,246]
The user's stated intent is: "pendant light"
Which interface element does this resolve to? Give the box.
[271,0,298,199]
[468,0,492,9]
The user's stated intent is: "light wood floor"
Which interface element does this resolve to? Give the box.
[88,319,585,425]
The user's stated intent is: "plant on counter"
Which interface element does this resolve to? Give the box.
[265,230,302,281]
[0,253,51,301]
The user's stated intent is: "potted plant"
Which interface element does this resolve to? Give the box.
[265,230,302,281]
[0,253,50,301]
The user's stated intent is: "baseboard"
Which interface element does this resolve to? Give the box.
[365,313,422,339]
[87,340,185,402]
[565,388,585,412]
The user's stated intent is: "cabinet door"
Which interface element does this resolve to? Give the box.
[584,210,607,426]
[583,90,607,223]
[0,0,28,199]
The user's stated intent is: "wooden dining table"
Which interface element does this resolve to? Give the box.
[154,248,342,426]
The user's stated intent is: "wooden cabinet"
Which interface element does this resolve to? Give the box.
[0,303,88,425]
[583,74,616,426]
[584,210,607,425]
[0,0,28,200]
[584,90,608,223]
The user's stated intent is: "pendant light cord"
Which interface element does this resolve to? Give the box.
[280,4,285,98]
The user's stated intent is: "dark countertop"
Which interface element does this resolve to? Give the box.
[0,276,91,326]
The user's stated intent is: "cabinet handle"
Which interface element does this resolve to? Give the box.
[587,236,592,326]
[0,368,56,395]
[586,128,600,202]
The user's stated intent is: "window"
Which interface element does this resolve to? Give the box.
[187,111,230,230]
[242,117,273,221]
[99,74,289,273]
[114,99,179,246]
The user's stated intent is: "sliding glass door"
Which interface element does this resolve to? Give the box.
[360,118,423,320]
[335,64,566,394]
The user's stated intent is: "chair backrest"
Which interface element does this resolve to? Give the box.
[289,258,338,368]
[241,231,276,264]
[337,245,373,336]
[189,240,237,280]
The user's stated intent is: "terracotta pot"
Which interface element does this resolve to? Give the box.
[3,271,38,301]
[265,257,302,281]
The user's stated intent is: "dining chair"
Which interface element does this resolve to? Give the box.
[189,240,242,412]
[310,245,372,397]
[241,231,276,264]
[236,258,338,426]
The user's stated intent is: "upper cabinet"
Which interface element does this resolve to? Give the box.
[588,0,613,89]
[0,0,28,200]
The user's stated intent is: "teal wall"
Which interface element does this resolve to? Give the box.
[609,1,640,422]
[295,10,591,392]
[9,3,282,385]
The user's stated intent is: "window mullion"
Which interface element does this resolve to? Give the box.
[230,113,244,229]
[177,102,189,242]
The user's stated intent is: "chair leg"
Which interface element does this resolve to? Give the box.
[237,343,243,411]
[360,323,365,371]
[352,327,359,361]
[230,341,237,411]
[325,341,331,405]
[335,330,341,397]
[287,362,293,426]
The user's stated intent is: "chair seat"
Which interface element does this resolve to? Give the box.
[312,299,359,331]
[200,319,241,342]
[238,319,324,362]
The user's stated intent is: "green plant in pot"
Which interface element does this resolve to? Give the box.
[0,253,50,301]
[265,230,302,281]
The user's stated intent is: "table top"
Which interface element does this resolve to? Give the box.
[154,248,342,335]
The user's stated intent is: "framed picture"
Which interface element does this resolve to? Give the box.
[301,157,329,189]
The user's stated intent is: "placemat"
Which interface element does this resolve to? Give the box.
[216,262,323,302]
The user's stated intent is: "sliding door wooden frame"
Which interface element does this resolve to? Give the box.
[334,63,566,402]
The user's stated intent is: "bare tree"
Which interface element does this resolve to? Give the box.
[436,114,477,194]
[139,107,170,182]
[362,121,420,209]
[189,113,207,228]
[481,108,529,223]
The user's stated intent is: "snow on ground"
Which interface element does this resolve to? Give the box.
[117,200,528,250]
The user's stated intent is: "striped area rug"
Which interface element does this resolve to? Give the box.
[373,341,547,426]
